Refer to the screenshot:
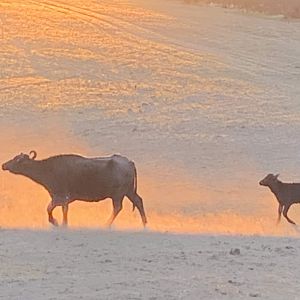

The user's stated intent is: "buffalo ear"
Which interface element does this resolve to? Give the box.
[275,174,280,179]
[29,150,37,160]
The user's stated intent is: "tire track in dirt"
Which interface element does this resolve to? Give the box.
[27,0,217,66]
[28,0,117,29]
[31,0,173,42]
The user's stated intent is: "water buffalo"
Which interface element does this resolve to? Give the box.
[2,151,147,227]
[259,173,300,225]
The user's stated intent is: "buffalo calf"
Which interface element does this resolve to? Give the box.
[259,173,300,225]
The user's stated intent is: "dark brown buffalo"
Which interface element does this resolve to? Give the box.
[259,173,300,225]
[2,151,147,227]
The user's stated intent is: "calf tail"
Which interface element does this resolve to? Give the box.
[132,161,138,212]
[133,162,137,194]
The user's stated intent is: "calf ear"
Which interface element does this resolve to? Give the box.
[275,174,280,179]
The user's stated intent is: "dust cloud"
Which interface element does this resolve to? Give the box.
[0,126,297,236]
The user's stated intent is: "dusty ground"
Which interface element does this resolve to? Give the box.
[1,229,300,300]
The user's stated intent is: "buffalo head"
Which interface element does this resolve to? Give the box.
[2,151,37,173]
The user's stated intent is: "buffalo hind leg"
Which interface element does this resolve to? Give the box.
[62,204,69,227]
[47,201,58,226]
[127,193,147,227]
[283,205,296,225]
[107,197,123,228]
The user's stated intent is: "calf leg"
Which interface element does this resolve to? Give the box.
[283,205,296,225]
[62,204,69,227]
[47,201,58,226]
[127,193,147,227]
[277,204,283,224]
[107,197,123,227]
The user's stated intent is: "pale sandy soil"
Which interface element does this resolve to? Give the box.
[1,229,300,300]
[0,0,300,299]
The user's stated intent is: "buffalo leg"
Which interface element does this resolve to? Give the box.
[62,204,69,227]
[277,204,283,224]
[283,205,296,225]
[47,201,58,226]
[127,193,147,227]
[107,197,123,227]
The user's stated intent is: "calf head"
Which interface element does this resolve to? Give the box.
[2,151,37,174]
[259,173,279,187]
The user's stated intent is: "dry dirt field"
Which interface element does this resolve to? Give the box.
[0,0,300,299]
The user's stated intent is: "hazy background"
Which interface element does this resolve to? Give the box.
[184,0,300,18]
[0,0,300,235]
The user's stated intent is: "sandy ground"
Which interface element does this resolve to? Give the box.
[0,0,300,298]
[1,229,300,300]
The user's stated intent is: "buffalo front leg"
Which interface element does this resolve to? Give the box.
[47,201,58,226]
[283,204,296,225]
[62,204,69,227]
[277,204,283,224]
[107,198,123,228]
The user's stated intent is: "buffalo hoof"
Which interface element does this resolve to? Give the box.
[49,218,59,227]
[106,223,115,231]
